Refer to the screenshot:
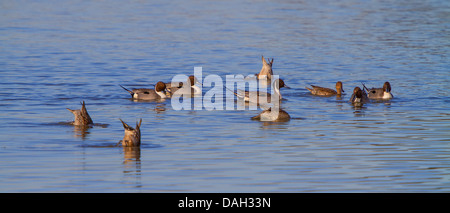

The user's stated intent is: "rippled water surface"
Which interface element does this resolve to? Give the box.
[1,0,449,192]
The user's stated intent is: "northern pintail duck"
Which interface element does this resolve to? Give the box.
[67,101,93,126]
[350,87,368,107]
[120,81,170,100]
[119,118,142,147]
[362,81,393,100]
[231,79,289,104]
[255,55,274,80]
[305,81,344,96]
[251,107,291,122]
[165,75,202,97]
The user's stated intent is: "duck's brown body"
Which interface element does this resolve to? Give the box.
[67,101,93,126]
[255,55,274,79]
[306,81,344,96]
[119,119,142,147]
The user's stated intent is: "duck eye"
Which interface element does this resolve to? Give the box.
[144,91,150,94]
[371,91,376,94]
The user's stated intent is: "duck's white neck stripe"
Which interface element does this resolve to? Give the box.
[192,85,202,94]
[383,92,392,99]
[273,81,282,99]
[156,90,167,98]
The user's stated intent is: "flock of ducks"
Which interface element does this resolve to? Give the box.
[67,56,394,147]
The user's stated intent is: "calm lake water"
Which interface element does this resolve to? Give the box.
[1,0,449,192]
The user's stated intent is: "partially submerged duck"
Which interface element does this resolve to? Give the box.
[67,101,93,126]
[119,118,142,147]
[251,107,291,122]
[120,81,171,100]
[165,75,202,97]
[362,81,393,100]
[255,55,274,80]
[305,81,344,96]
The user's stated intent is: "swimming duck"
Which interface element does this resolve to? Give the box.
[165,75,202,97]
[255,55,274,80]
[251,107,291,122]
[305,81,344,96]
[349,87,368,107]
[362,81,393,100]
[119,118,142,147]
[120,81,170,100]
[67,101,94,126]
[230,79,289,104]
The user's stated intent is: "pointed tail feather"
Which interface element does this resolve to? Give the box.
[361,83,370,92]
[119,118,134,131]
[224,86,241,98]
[119,85,134,94]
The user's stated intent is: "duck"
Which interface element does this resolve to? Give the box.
[362,81,393,100]
[251,107,291,122]
[120,81,171,100]
[165,75,202,97]
[230,78,290,104]
[305,81,344,96]
[119,118,142,147]
[67,101,94,126]
[255,55,274,80]
[349,87,368,107]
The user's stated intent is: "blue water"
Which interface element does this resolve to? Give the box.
[1,0,449,192]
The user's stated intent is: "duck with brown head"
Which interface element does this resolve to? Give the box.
[67,101,94,126]
[305,81,344,96]
[119,118,142,147]
[165,75,202,97]
[120,81,171,100]
[362,81,393,100]
[349,87,368,107]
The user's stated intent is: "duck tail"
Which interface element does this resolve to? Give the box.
[119,85,134,96]
[305,86,313,92]
[361,82,370,92]
[224,86,239,97]
[119,118,134,131]
[80,101,93,124]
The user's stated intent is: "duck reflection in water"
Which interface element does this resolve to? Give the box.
[122,146,141,187]
[72,125,91,139]
[122,146,141,165]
